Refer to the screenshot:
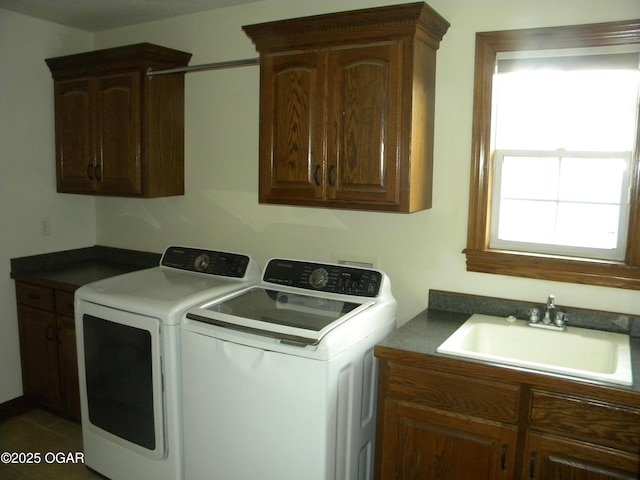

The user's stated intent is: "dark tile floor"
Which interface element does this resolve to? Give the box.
[0,408,104,479]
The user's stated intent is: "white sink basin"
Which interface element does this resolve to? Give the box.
[437,314,633,386]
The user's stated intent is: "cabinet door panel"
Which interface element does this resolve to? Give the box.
[96,73,142,194]
[55,79,94,193]
[525,432,639,480]
[17,306,61,410]
[57,315,81,420]
[260,51,325,202]
[328,43,401,205]
[378,399,517,480]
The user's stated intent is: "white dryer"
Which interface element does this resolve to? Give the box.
[74,246,260,480]
[181,258,397,480]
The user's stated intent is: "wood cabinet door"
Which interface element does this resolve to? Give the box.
[259,50,326,204]
[17,306,61,410]
[57,315,81,420]
[377,399,518,480]
[327,42,402,207]
[95,72,142,195]
[55,78,95,193]
[524,432,640,480]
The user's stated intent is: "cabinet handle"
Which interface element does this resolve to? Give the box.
[328,165,337,186]
[87,164,94,180]
[529,452,537,478]
[500,444,508,470]
[57,327,63,345]
[314,165,322,186]
[95,165,102,181]
[45,325,55,341]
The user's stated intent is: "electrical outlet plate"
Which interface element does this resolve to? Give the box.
[41,217,51,236]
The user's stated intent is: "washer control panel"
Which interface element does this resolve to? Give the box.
[161,246,251,278]
[263,259,382,297]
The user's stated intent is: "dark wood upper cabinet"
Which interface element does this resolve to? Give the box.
[243,2,449,212]
[46,43,191,198]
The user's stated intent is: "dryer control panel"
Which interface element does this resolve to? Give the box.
[161,246,251,278]
[263,259,383,297]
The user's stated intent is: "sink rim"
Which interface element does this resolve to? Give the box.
[436,313,633,387]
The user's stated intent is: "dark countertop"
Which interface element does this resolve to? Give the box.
[378,296,640,395]
[10,245,161,291]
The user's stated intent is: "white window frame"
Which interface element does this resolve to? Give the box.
[490,149,632,261]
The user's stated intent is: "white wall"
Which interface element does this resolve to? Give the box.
[0,10,95,404]
[2,0,639,404]
[93,0,640,321]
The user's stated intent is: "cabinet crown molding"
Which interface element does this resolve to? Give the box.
[243,2,450,51]
[45,43,191,79]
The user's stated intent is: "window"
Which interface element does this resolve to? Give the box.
[491,150,631,260]
[465,20,640,290]
[491,49,638,262]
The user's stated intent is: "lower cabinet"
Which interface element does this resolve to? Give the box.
[15,282,80,420]
[375,350,640,480]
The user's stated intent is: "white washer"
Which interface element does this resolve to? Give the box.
[74,246,260,480]
[181,258,397,480]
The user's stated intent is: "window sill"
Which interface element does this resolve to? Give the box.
[464,249,640,290]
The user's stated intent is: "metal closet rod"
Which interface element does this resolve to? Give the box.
[147,57,260,77]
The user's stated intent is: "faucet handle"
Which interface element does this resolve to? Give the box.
[528,308,540,323]
[555,311,568,328]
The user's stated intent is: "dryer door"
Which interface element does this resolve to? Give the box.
[76,301,165,460]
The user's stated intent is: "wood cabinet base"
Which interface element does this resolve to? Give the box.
[375,347,640,480]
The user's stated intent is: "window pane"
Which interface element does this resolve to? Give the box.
[501,156,558,200]
[495,70,639,151]
[559,157,626,203]
[497,200,621,250]
[497,199,557,243]
[493,151,630,258]
[556,203,620,249]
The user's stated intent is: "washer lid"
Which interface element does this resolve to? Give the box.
[186,287,374,346]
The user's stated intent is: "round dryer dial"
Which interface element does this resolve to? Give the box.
[194,253,210,271]
[309,268,329,289]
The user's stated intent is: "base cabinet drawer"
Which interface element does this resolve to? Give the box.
[16,282,55,311]
[387,362,521,423]
[529,389,640,453]
[55,290,75,317]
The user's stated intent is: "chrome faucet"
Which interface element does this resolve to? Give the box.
[528,294,567,331]
[544,294,556,324]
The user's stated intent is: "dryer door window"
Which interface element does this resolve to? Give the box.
[81,311,164,459]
